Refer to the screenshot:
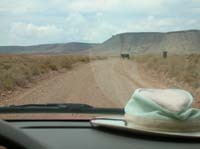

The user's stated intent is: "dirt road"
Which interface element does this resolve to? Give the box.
[1,58,165,108]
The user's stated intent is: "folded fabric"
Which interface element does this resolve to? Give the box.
[125,88,200,132]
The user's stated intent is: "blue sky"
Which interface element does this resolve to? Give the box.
[0,0,200,46]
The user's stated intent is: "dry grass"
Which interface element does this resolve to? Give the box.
[0,54,102,91]
[133,54,200,103]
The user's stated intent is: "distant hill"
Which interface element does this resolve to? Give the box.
[0,29,199,55]
[0,42,99,54]
[91,29,200,55]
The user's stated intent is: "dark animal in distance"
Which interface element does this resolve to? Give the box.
[121,54,130,59]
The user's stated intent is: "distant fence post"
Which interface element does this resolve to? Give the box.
[163,51,168,59]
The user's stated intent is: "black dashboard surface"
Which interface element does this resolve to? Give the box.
[6,120,200,149]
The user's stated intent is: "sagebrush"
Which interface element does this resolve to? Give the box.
[0,55,100,91]
[133,54,200,102]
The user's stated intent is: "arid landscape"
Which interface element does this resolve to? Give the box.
[134,54,200,107]
[1,30,200,55]
[0,56,164,107]
[0,30,200,108]
[0,55,199,108]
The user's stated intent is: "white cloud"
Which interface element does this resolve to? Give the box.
[83,22,121,42]
[125,17,200,32]
[0,0,44,14]
[63,12,121,42]
[0,0,199,45]
[64,0,165,14]
[1,0,165,13]
[147,16,155,21]
[191,0,200,4]
[9,23,63,45]
[67,0,107,13]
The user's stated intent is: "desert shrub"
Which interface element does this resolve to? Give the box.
[134,54,200,96]
[30,64,41,76]
[2,78,15,90]
[0,55,98,91]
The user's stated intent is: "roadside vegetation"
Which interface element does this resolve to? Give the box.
[133,54,200,104]
[0,55,103,92]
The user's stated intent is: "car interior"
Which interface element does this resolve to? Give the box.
[0,0,200,149]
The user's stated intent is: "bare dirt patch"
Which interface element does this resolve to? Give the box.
[0,58,166,108]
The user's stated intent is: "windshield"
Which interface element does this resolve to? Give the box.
[0,0,199,117]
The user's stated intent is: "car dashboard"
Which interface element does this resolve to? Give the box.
[1,119,199,149]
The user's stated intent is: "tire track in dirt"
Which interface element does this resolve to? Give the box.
[0,58,166,108]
